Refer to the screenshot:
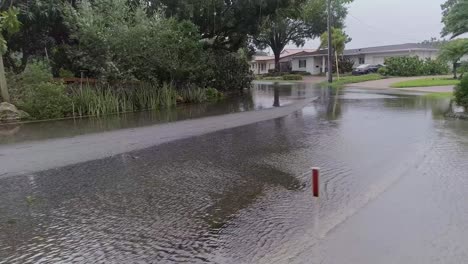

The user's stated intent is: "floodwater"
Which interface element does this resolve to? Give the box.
[1,82,468,263]
[0,82,302,145]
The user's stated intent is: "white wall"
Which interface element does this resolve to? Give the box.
[291,57,323,75]
[251,60,275,74]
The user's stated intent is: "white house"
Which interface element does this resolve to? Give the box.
[250,49,315,74]
[290,43,440,75]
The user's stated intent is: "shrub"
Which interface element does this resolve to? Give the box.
[454,75,468,110]
[282,74,303,80]
[384,57,425,76]
[205,87,224,101]
[421,58,450,75]
[290,71,311,76]
[59,68,75,78]
[384,56,449,76]
[377,66,389,76]
[333,57,355,74]
[20,82,72,119]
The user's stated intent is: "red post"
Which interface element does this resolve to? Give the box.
[312,167,320,197]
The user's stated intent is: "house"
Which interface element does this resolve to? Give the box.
[290,43,440,75]
[250,49,315,75]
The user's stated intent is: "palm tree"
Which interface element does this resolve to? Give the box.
[0,8,21,102]
[319,27,351,79]
[438,38,468,79]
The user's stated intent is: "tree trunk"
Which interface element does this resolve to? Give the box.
[0,55,10,103]
[335,50,340,80]
[274,51,281,72]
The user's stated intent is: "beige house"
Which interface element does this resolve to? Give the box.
[250,49,315,75]
[290,43,440,75]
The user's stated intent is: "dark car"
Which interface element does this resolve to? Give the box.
[352,64,383,75]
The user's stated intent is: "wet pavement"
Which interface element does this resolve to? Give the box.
[1,82,468,263]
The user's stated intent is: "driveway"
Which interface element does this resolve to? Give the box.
[346,76,455,93]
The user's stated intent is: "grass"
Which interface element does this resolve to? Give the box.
[424,92,454,99]
[391,78,460,88]
[320,73,384,88]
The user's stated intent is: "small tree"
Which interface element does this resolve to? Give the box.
[319,27,351,78]
[0,8,21,102]
[438,39,468,79]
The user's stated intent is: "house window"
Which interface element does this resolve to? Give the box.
[299,59,307,68]
[260,63,266,71]
[359,57,365,64]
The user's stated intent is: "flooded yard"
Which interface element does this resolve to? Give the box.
[1,82,468,263]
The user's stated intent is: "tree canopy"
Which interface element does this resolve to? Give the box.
[253,0,353,70]
[438,38,468,79]
[441,0,468,38]
[319,27,351,55]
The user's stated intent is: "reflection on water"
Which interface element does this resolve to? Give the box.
[1,82,467,263]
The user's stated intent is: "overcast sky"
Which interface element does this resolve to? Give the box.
[292,0,447,50]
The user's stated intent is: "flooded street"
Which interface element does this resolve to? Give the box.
[1,82,468,263]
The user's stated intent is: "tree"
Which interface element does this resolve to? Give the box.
[319,27,351,77]
[438,39,468,79]
[441,0,468,38]
[142,0,295,51]
[253,0,353,71]
[0,7,21,102]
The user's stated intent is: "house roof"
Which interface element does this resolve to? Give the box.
[292,43,439,58]
[252,49,316,62]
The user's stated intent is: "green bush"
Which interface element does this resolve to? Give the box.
[290,71,311,76]
[205,87,224,101]
[20,82,72,119]
[454,75,468,110]
[282,74,303,80]
[377,66,389,76]
[384,56,449,76]
[59,68,75,78]
[422,58,450,75]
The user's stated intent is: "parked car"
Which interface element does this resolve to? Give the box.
[352,64,383,75]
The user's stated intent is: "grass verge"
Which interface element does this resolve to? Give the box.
[320,74,384,88]
[391,78,459,88]
[424,92,454,99]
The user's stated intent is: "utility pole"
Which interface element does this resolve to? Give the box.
[327,0,333,83]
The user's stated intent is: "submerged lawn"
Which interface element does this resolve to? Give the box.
[320,74,384,88]
[391,78,459,88]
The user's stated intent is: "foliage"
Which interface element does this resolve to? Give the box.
[205,87,224,101]
[319,27,351,55]
[65,0,203,83]
[144,0,294,51]
[20,81,71,119]
[282,74,303,80]
[441,0,468,38]
[320,73,384,88]
[377,66,389,76]
[333,56,354,73]
[195,50,253,92]
[454,75,468,109]
[424,92,454,99]
[178,86,207,103]
[70,83,177,117]
[253,0,353,70]
[391,78,459,88]
[438,39,468,78]
[384,57,449,77]
[59,68,75,78]
[7,60,52,103]
[422,58,450,76]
